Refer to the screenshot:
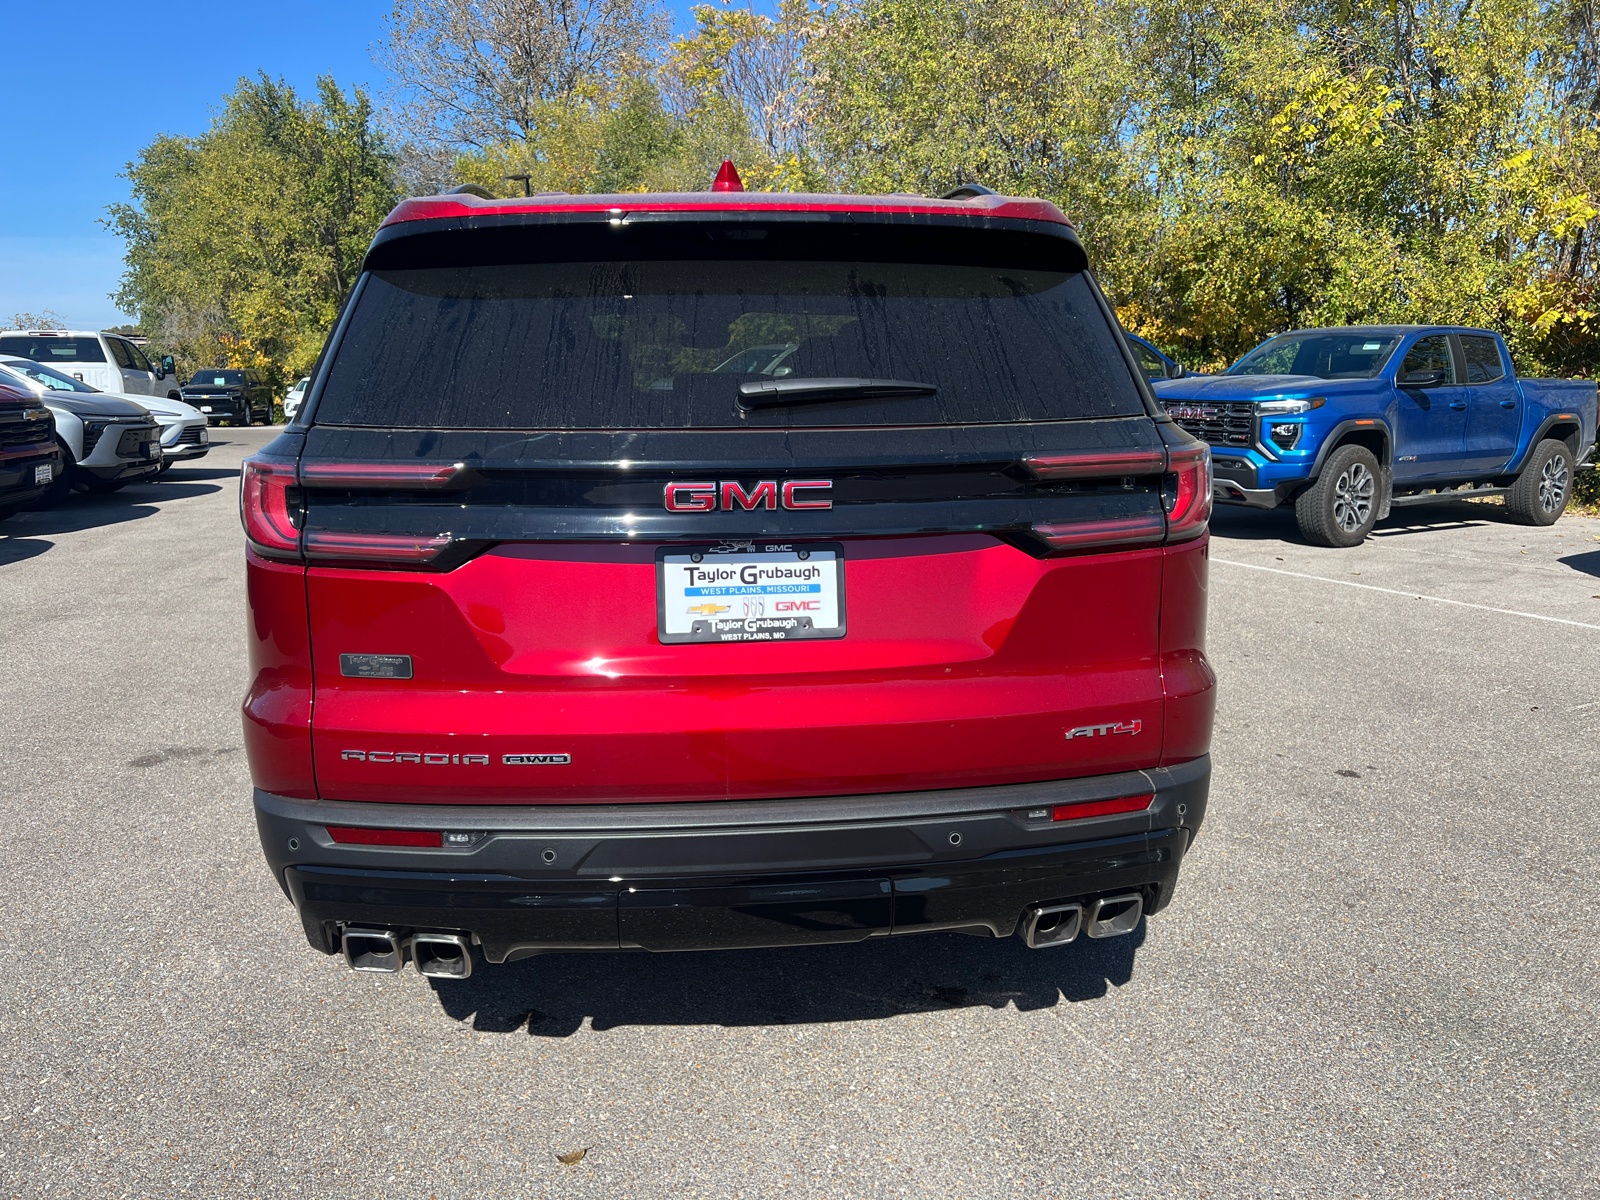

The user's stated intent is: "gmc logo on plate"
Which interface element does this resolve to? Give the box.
[664,480,833,512]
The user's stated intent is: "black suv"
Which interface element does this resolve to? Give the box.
[180,369,274,425]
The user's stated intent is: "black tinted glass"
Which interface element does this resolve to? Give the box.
[189,371,245,386]
[1401,335,1456,384]
[0,336,107,363]
[1461,335,1504,383]
[317,259,1144,429]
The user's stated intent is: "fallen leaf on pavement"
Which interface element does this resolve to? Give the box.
[557,1148,589,1166]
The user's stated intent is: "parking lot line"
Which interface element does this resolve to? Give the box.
[1212,557,1600,631]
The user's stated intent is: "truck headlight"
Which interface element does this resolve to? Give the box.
[1256,396,1325,415]
[1269,422,1302,450]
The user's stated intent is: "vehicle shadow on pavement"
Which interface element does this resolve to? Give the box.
[1558,550,1600,577]
[1211,504,1496,543]
[427,924,1146,1035]
[153,466,241,482]
[0,483,225,565]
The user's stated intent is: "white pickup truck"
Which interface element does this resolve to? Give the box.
[0,329,182,400]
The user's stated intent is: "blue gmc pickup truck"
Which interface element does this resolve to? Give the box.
[1153,325,1597,546]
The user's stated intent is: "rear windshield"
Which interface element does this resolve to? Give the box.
[0,335,106,364]
[316,255,1145,429]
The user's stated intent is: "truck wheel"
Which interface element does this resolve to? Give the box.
[1295,444,1381,547]
[1504,439,1572,526]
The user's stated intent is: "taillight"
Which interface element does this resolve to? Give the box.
[1053,794,1153,821]
[326,826,442,847]
[1163,443,1211,542]
[240,456,301,559]
[299,462,479,490]
[1022,449,1166,480]
[303,531,453,566]
[1032,514,1166,551]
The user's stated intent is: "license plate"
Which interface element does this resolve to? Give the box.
[145,442,161,459]
[658,544,846,644]
[34,463,52,484]
[199,406,212,413]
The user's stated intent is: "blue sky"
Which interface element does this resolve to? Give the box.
[0,0,705,330]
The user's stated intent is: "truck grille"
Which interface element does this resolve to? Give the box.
[1165,400,1256,449]
[0,412,52,450]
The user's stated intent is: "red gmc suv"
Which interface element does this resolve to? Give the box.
[243,181,1215,980]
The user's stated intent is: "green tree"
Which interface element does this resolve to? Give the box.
[108,75,398,386]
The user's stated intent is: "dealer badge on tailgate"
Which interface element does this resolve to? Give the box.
[657,543,847,644]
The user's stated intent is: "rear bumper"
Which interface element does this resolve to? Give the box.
[255,756,1209,963]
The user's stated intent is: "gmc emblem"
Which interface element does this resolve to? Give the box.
[664,480,833,512]
[1167,406,1217,421]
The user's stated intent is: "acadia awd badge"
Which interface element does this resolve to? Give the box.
[503,753,572,765]
[1066,720,1142,740]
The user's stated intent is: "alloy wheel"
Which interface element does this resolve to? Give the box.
[1332,462,1375,533]
[1538,454,1568,514]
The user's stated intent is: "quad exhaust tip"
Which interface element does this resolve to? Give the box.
[411,932,474,979]
[1021,893,1144,948]
[1085,893,1143,939]
[342,927,404,973]
[1021,903,1082,948]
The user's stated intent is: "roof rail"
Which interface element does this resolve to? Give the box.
[939,184,997,200]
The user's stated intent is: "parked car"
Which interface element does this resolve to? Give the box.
[0,329,180,400]
[1126,333,1189,382]
[283,377,310,422]
[0,357,209,472]
[1154,325,1598,546]
[181,369,275,425]
[0,358,161,500]
[0,380,62,520]
[243,180,1216,979]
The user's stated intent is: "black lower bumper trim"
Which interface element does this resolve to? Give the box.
[259,757,1209,961]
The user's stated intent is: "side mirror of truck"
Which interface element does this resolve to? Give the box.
[1399,370,1445,387]
[1169,363,1188,380]
[161,355,176,375]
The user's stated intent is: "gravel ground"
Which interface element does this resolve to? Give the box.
[1,430,1596,1199]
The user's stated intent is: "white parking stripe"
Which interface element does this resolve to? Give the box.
[1212,558,1600,632]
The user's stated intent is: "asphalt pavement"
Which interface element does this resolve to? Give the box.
[2,429,1596,1198]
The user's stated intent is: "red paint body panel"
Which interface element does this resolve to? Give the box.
[1157,535,1216,766]
[300,535,1170,804]
[381,191,1071,229]
[242,549,317,799]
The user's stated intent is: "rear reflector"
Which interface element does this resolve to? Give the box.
[327,826,443,847]
[1053,794,1153,821]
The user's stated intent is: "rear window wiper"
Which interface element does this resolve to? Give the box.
[737,377,938,408]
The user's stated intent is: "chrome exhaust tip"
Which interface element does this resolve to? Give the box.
[1085,893,1143,939]
[1021,902,1082,949]
[410,932,473,979]
[342,927,405,973]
